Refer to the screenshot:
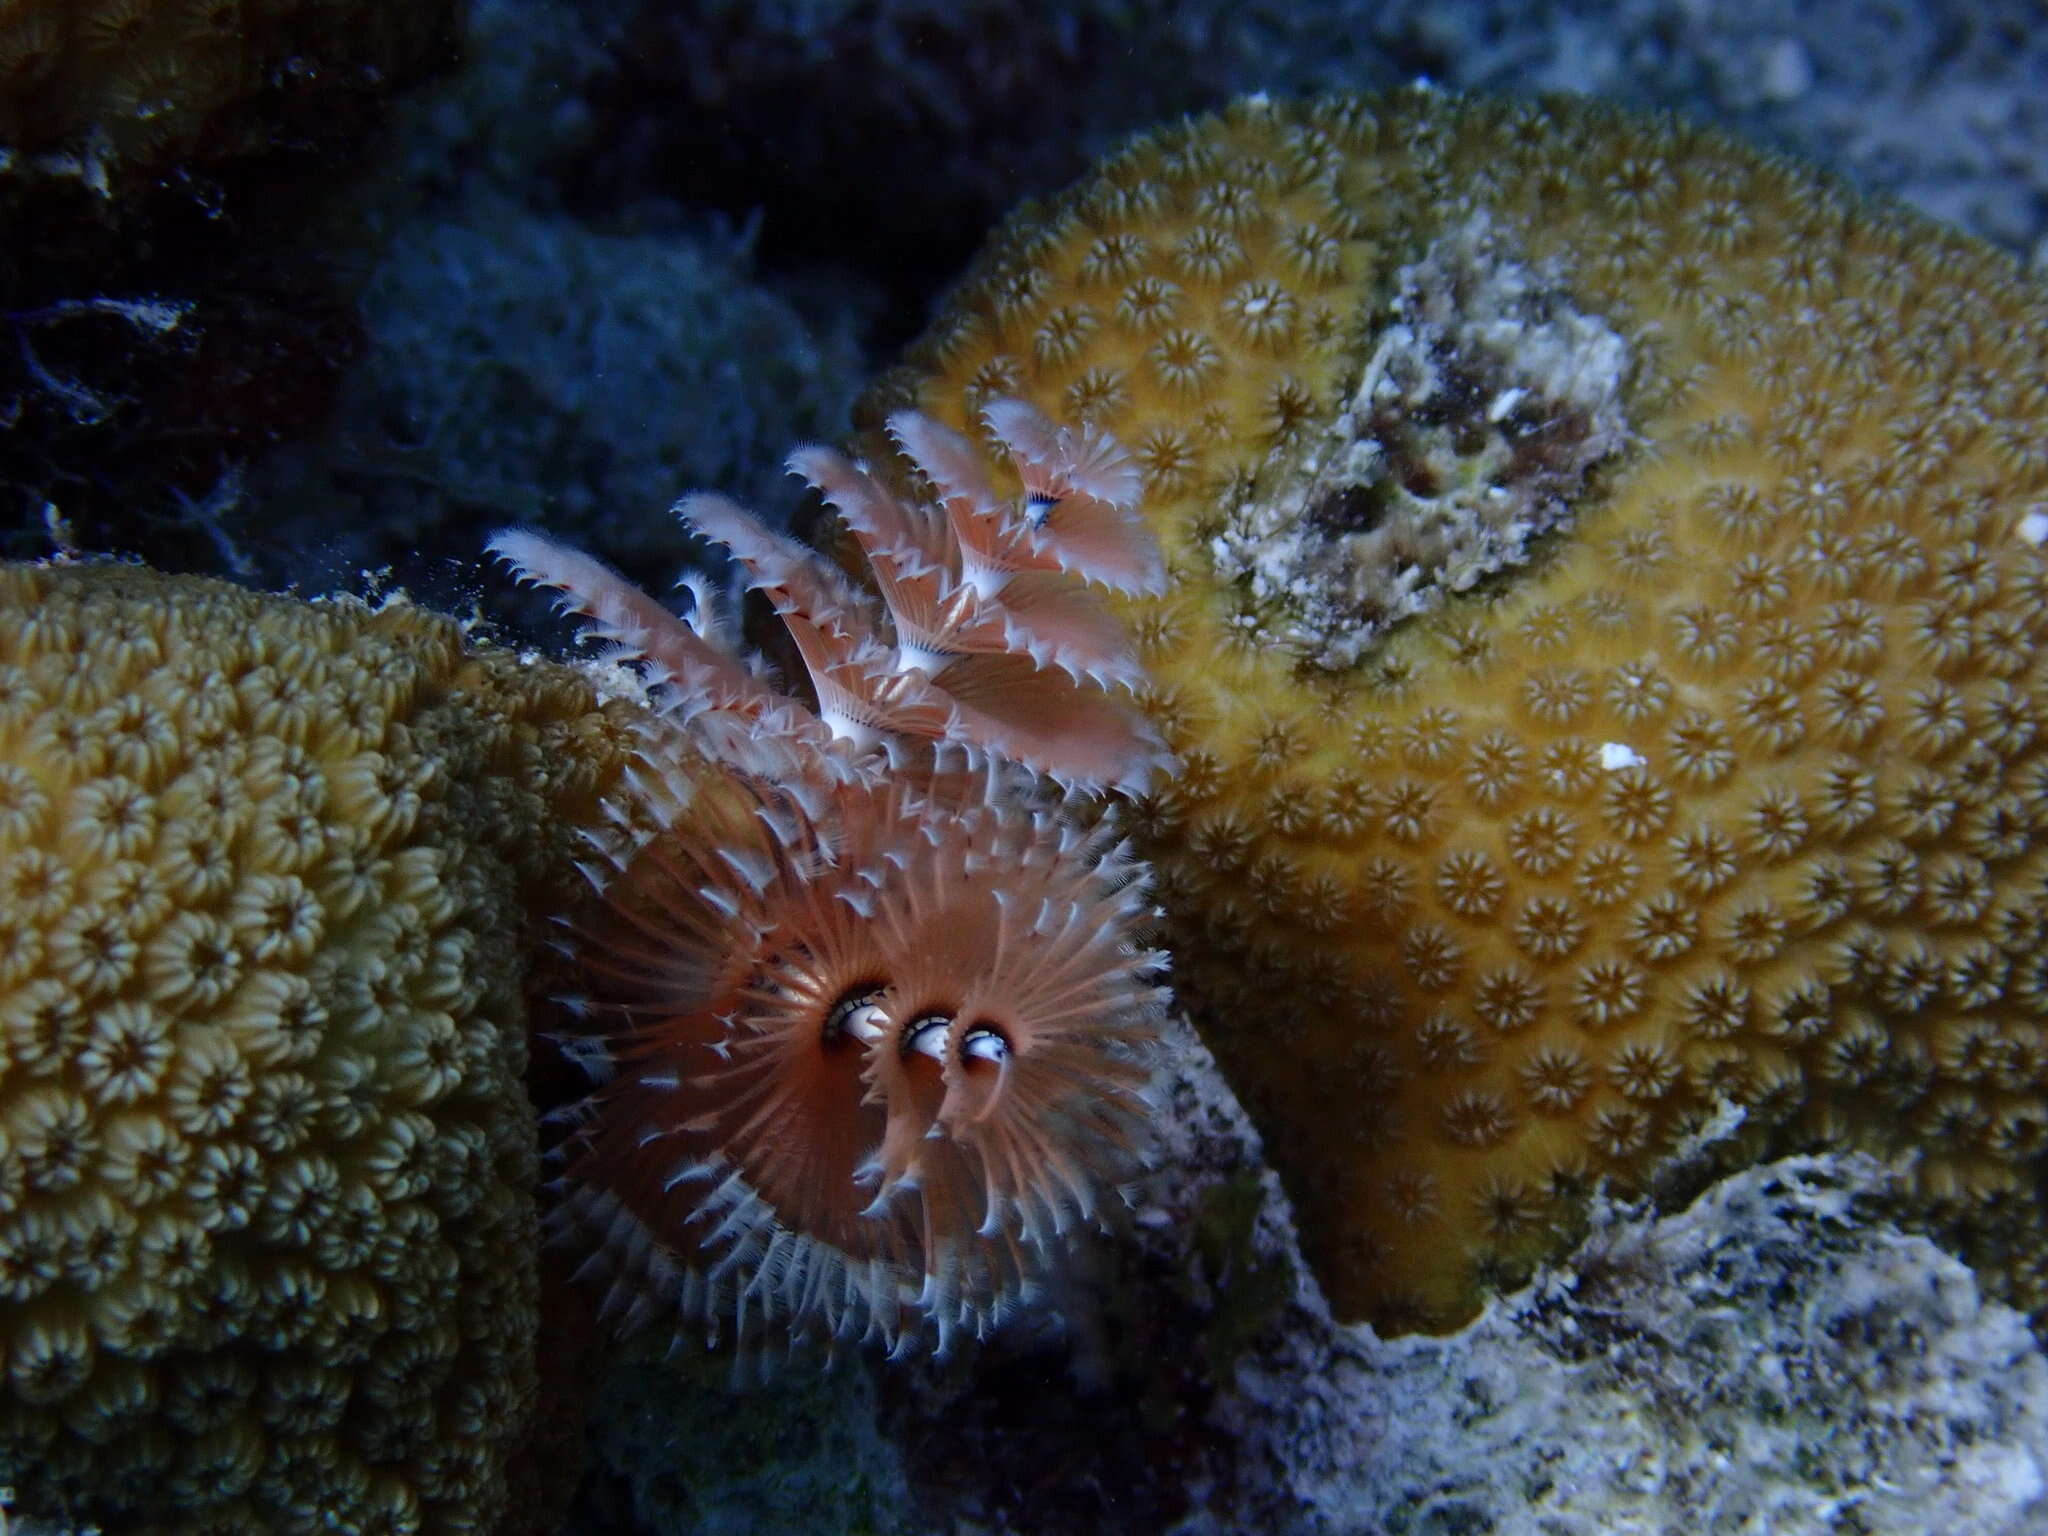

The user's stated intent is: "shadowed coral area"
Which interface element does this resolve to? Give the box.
[0,560,632,1532]
[863,89,2048,1334]
[0,0,461,189]
[0,0,466,588]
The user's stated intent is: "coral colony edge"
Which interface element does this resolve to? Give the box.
[491,395,1173,1360]
[0,562,616,1534]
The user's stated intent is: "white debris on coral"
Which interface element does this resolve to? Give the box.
[1599,739,1647,770]
[1207,210,1634,671]
[1139,1015,2048,1536]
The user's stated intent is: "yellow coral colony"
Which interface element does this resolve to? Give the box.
[861,90,2048,1334]
[0,562,627,1532]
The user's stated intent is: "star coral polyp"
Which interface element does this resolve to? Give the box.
[864,89,2048,1335]
[493,396,1169,1356]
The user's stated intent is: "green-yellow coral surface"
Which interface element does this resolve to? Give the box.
[865,90,2048,1334]
[0,561,624,1533]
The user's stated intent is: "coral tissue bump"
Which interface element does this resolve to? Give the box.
[489,396,1171,1357]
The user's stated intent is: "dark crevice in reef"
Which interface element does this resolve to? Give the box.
[874,1244,1250,1533]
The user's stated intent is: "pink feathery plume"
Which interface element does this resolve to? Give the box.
[791,626,957,752]
[934,652,1173,797]
[487,527,772,714]
[887,410,1028,600]
[982,397,1164,597]
[788,444,995,672]
[894,399,1164,599]
[982,396,1143,509]
[980,572,1147,692]
[678,492,954,750]
[675,491,880,642]
[792,444,1146,692]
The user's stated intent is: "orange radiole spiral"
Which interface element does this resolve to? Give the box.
[491,397,1172,1355]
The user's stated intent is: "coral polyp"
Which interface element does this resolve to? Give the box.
[493,396,1169,1354]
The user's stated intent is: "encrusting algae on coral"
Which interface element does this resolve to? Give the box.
[0,559,637,1533]
[862,88,2048,1336]
[492,394,1173,1359]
